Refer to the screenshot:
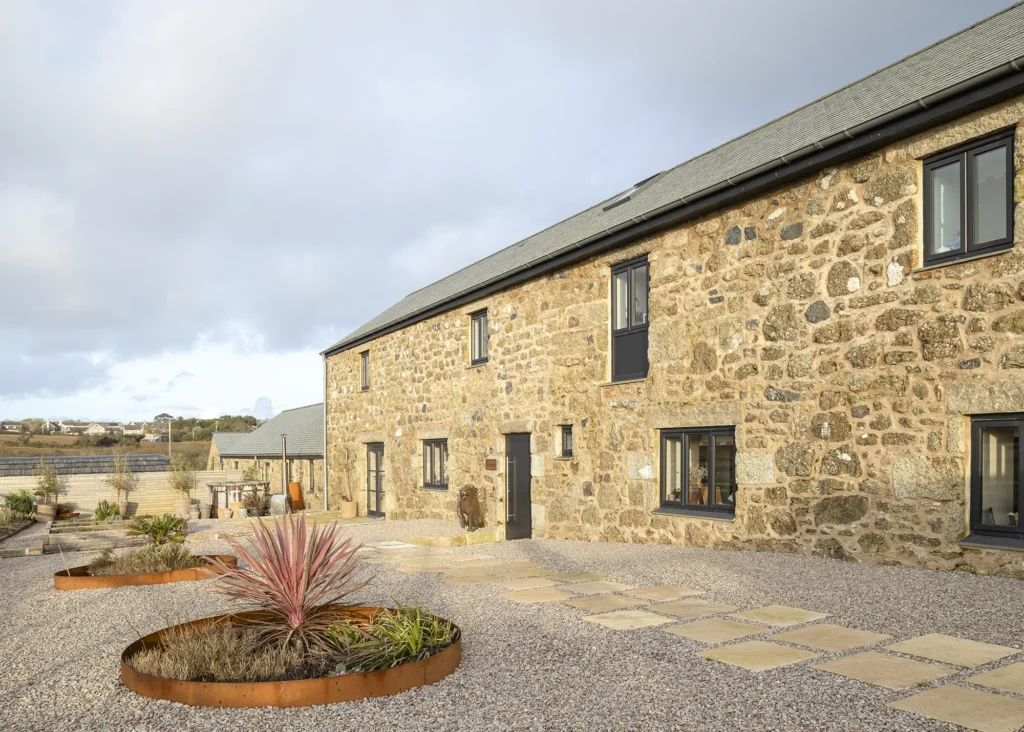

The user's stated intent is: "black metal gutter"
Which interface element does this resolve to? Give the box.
[324,61,1024,358]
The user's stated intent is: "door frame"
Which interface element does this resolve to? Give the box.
[366,442,385,518]
[504,433,532,540]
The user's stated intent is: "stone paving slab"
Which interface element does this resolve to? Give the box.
[439,575,495,585]
[651,600,739,620]
[395,564,451,573]
[494,569,556,580]
[582,610,674,631]
[566,580,634,595]
[564,594,647,613]
[548,572,609,583]
[886,634,1020,668]
[969,663,1024,695]
[445,565,507,577]
[492,577,563,591]
[889,685,1024,732]
[500,588,576,604]
[770,624,891,652]
[493,562,545,570]
[625,585,704,602]
[730,605,828,627]
[813,651,956,690]
[445,554,494,562]
[664,618,767,644]
[699,641,820,672]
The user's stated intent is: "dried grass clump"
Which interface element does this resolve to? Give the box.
[128,622,309,682]
[89,544,202,576]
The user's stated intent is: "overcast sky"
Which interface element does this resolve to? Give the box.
[0,0,1010,421]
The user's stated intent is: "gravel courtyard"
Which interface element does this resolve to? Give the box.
[2,518,1023,731]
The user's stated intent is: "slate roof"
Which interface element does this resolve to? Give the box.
[214,404,324,458]
[0,454,170,478]
[325,3,1024,355]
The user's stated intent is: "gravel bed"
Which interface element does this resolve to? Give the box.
[1,518,1021,730]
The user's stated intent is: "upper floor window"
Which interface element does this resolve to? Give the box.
[924,130,1014,267]
[971,415,1022,541]
[660,427,736,516]
[359,350,370,391]
[471,310,489,365]
[423,439,448,490]
[611,256,649,382]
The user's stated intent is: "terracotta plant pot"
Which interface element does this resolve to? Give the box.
[199,504,212,519]
[54,555,237,591]
[288,482,305,511]
[219,508,233,520]
[118,501,129,518]
[120,606,461,708]
[173,499,193,520]
[339,501,358,519]
[35,503,57,523]
[188,507,200,520]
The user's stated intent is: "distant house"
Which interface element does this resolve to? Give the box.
[84,422,122,436]
[141,434,169,443]
[209,404,324,505]
[0,421,22,434]
[42,420,60,434]
[58,421,89,435]
[121,422,148,436]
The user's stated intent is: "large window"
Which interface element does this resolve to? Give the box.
[423,439,448,490]
[470,310,489,365]
[660,427,736,516]
[923,130,1014,266]
[611,256,649,382]
[359,351,370,391]
[971,416,1023,541]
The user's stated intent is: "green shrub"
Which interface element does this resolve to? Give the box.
[127,514,188,544]
[93,500,120,523]
[326,603,455,675]
[88,543,202,576]
[4,489,34,516]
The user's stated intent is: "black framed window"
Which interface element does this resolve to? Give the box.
[470,310,489,365]
[923,129,1014,266]
[359,351,370,391]
[970,415,1023,540]
[611,256,649,382]
[660,427,736,515]
[423,439,448,490]
[559,425,573,459]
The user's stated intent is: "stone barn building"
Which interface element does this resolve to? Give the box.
[322,6,1024,575]
[209,403,324,507]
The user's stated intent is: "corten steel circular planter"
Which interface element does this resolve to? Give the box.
[53,555,238,591]
[120,606,462,708]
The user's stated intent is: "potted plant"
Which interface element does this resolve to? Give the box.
[168,455,196,519]
[339,494,358,519]
[33,457,64,523]
[105,453,139,518]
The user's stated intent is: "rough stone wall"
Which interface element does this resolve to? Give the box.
[326,95,1024,575]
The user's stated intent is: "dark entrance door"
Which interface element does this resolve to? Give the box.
[504,433,532,540]
[366,443,385,517]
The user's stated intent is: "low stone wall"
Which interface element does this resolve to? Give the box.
[0,470,243,516]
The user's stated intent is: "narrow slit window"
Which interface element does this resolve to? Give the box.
[560,425,573,459]
[359,351,370,391]
[470,310,489,365]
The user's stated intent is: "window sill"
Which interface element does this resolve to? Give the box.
[651,507,735,522]
[422,486,449,492]
[958,534,1024,553]
[913,244,1014,274]
[466,362,488,371]
[553,456,573,462]
[600,377,649,388]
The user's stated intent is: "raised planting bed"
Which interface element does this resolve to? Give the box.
[54,555,237,591]
[0,519,34,544]
[120,606,462,707]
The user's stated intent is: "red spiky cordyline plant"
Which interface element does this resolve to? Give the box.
[207,513,364,654]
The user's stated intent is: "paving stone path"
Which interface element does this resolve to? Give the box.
[360,541,1024,732]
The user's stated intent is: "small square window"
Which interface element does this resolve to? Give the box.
[423,439,448,490]
[470,310,489,365]
[660,427,735,516]
[923,130,1014,267]
[359,351,370,391]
